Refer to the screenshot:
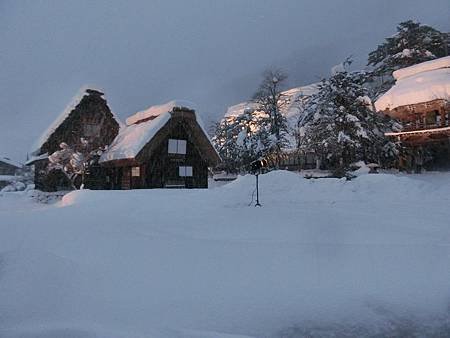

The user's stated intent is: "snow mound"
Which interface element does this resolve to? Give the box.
[1,171,450,337]
[126,100,196,126]
[393,56,450,80]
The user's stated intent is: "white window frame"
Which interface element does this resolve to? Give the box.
[179,166,193,177]
[168,139,187,155]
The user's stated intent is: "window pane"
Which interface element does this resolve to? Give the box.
[179,166,185,177]
[185,166,192,176]
[179,166,193,177]
[131,166,140,177]
[168,139,178,153]
[178,140,187,154]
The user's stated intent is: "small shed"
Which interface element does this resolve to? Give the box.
[100,101,220,189]
[0,157,22,175]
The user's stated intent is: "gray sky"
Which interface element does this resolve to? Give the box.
[1,0,449,162]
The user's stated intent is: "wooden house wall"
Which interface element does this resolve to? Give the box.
[136,116,208,188]
[0,162,18,175]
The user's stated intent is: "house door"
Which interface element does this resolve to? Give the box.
[164,159,186,188]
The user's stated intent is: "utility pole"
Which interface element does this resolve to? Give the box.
[255,173,261,207]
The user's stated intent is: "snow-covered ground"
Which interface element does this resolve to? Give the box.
[0,171,449,337]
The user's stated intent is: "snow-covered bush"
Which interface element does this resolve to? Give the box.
[47,139,105,189]
[1,181,26,193]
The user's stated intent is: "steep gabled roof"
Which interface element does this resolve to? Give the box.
[100,111,172,163]
[375,56,450,111]
[100,100,219,165]
[30,86,124,155]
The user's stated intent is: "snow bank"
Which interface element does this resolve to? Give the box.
[1,171,450,337]
[393,56,450,80]
[375,67,450,111]
[126,100,196,126]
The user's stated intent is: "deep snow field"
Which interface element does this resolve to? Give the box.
[0,171,449,338]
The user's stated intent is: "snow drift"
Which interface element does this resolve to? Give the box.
[1,171,449,337]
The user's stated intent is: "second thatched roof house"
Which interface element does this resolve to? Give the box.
[99,100,220,189]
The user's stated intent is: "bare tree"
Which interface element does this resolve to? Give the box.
[252,69,289,166]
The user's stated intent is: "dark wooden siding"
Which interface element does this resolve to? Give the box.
[34,89,121,191]
[137,117,209,189]
[0,162,18,175]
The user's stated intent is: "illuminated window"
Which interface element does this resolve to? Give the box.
[168,139,187,154]
[131,166,140,177]
[179,166,193,177]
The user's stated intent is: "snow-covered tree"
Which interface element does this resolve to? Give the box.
[47,139,104,189]
[368,20,449,94]
[212,109,272,173]
[299,60,401,175]
[252,69,289,164]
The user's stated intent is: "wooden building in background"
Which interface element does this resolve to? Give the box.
[99,101,220,189]
[376,57,450,171]
[0,157,22,175]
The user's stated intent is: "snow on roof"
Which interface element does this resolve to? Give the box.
[30,86,123,155]
[375,64,450,111]
[100,111,171,163]
[393,56,450,81]
[100,100,217,163]
[0,157,22,168]
[25,153,49,166]
[126,100,196,126]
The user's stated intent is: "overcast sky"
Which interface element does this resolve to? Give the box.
[1,0,449,162]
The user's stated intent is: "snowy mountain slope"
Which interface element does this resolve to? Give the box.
[0,171,449,337]
[223,84,319,150]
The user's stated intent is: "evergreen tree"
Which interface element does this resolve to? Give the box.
[368,20,449,94]
[299,60,401,175]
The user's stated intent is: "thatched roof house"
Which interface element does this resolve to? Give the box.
[28,87,122,191]
[100,100,220,189]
